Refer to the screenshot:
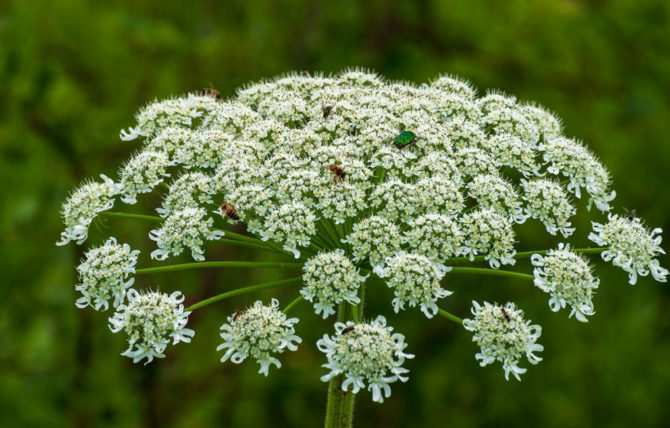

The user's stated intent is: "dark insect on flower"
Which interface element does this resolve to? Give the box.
[340,325,355,335]
[500,307,511,323]
[199,88,222,100]
[220,202,240,221]
[232,308,244,322]
[300,70,310,76]
[327,163,346,182]
[323,104,335,119]
[623,207,637,222]
[393,131,416,149]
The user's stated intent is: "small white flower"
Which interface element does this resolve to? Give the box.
[317,316,414,403]
[259,202,317,259]
[402,214,463,262]
[109,289,194,364]
[156,172,215,217]
[149,207,225,261]
[481,134,540,177]
[539,137,615,212]
[76,237,140,311]
[119,151,174,204]
[521,179,576,237]
[463,301,543,381]
[217,299,301,376]
[374,252,452,318]
[589,214,668,284]
[531,243,599,322]
[301,250,368,318]
[342,216,401,267]
[459,209,517,268]
[57,174,121,246]
[467,174,527,224]
[120,96,211,141]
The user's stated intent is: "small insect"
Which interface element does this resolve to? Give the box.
[623,207,637,222]
[323,104,335,119]
[220,202,240,221]
[340,325,355,335]
[232,309,243,322]
[199,88,222,100]
[327,163,346,182]
[300,70,310,76]
[393,131,416,149]
[500,307,511,323]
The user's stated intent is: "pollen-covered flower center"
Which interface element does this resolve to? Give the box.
[332,325,397,380]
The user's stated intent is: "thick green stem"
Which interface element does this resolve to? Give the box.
[324,304,355,428]
[185,277,302,312]
[135,261,303,275]
[443,247,607,264]
[448,267,534,281]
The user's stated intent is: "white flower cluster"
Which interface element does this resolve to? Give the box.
[57,175,121,245]
[463,301,543,381]
[218,299,301,376]
[59,69,669,396]
[301,250,368,318]
[316,316,414,403]
[460,209,517,268]
[374,252,452,318]
[521,179,576,237]
[149,207,225,261]
[75,237,140,311]
[109,289,194,364]
[119,151,173,204]
[531,244,599,322]
[589,214,668,284]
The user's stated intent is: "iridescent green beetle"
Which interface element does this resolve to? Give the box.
[394,131,416,149]
[323,104,335,119]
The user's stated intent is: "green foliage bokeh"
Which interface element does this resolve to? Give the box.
[1,0,669,427]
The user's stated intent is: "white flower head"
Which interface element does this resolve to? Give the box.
[149,207,225,261]
[76,237,140,311]
[467,174,527,224]
[402,214,463,262]
[342,216,401,267]
[539,137,615,212]
[217,298,301,376]
[301,250,368,318]
[119,151,174,204]
[109,289,194,364]
[482,133,540,177]
[374,252,452,318]
[259,202,317,259]
[120,96,211,141]
[589,214,668,284]
[463,301,543,381]
[460,209,517,268]
[531,243,599,321]
[521,179,576,237]
[316,316,414,403]
[156,172,215,217]
[57,174,121,246]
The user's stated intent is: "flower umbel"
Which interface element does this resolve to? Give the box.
[463,301,543,381]
[108,289,194,364]
[317,316,414,403]
[301,250,368,318]
[589,214,668,284]
[531,243,599,322]
[217,299,301,376]
[76,237,140,311]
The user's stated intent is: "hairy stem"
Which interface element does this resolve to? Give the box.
[185,277,302,312]
[135,261,303,275]
[324,305,355,428]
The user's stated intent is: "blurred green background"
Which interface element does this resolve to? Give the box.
[1,0,670,427]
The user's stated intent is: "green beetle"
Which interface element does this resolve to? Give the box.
[394,131,416,149]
